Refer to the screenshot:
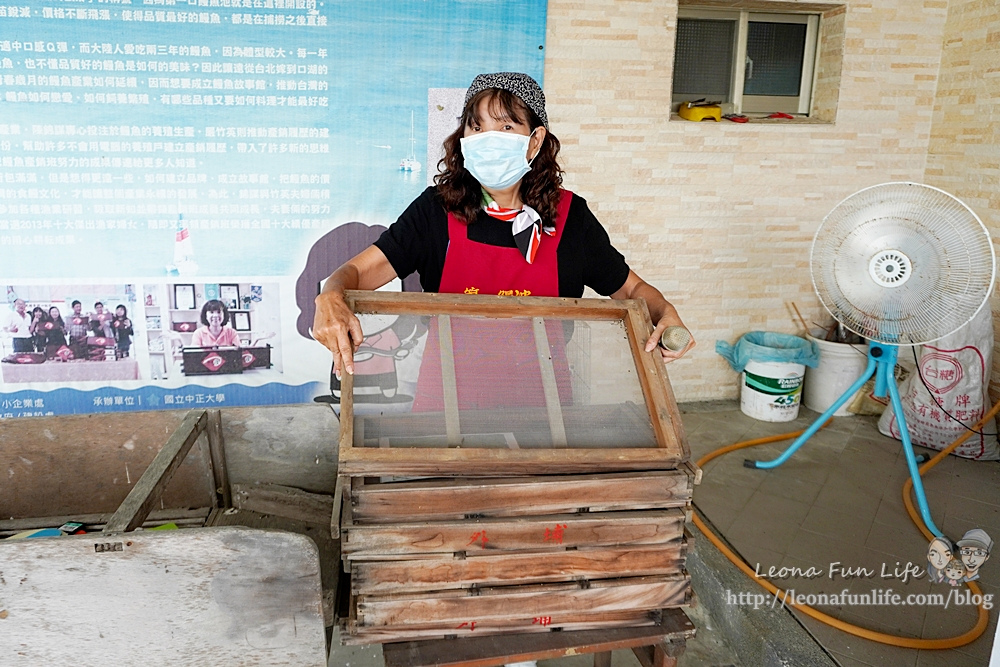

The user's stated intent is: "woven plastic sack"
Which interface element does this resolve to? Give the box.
[716,331,819,373]
[879,306,999,460]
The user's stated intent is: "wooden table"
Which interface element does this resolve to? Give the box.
[381,608,695,667]
[1,410,329,666]
[0,527,328,666]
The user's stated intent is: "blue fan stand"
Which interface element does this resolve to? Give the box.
[744,341,943,538]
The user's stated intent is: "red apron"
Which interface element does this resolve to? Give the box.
[413,190,574,411]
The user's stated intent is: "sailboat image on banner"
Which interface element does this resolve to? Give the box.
[399,110,421,173]
[166,214,199,276]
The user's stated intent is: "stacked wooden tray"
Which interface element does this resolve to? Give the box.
[333,292,699,645]
[338,471,696,644]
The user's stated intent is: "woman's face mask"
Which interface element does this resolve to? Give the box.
[460,129,537,191]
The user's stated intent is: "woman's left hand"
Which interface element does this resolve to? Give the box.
[613,270,695,364]
[644,321,696,364]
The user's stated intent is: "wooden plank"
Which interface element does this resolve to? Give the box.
[103,410,208,534]
[628,299,691,463]
[347,290,629,320]
[356,575,690,627]
[350,471,692,523]
[353,574,685,603]
[351,542,688,593]
[209,508,341,629]
[337,294,357,472]
[0,507,212,536]
[336,551,352,631]
[341,509,685,556]
[437,314,462,446]
[377,608,695,665]
[632,644,677,667]
[681,460,702,485]
[339,447,684,477]
[337,337,356,466]
[205,408,231,508]
[331,474,345,539]
[623,301,683,459]
[232,482,335,526]
[343,477,358,528]
[633,642,684,667]
[0,527,327,666]
[0,507,212,532]
[349,609,658,645]
[532,316,567,447]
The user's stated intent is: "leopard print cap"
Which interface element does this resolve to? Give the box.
[464,72,548,129]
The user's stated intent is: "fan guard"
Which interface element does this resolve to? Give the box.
[811,182,995,346]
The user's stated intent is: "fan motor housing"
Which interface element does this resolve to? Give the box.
[868,249,912,288]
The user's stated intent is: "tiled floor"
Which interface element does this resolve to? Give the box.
[683,401,1000,667]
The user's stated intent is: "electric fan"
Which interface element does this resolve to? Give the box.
[746,182,996,538]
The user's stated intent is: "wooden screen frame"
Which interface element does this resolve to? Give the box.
[337,291,689,476]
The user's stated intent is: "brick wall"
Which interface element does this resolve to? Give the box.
[544,0,955,401]
[924,0,1000,402]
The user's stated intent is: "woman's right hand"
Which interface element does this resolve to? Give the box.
[312,246,398,378]
[313,290,364,378]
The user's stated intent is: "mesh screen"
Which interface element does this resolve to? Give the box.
[672,18,735,98]
[351,314,658,450]
[744,21,806,97]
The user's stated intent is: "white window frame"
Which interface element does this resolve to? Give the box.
[673,8,820,116]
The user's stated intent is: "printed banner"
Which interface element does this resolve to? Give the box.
[0,0,547,417]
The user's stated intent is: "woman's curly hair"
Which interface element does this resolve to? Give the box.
[434,89,563,227]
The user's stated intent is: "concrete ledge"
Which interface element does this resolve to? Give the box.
[688,518,839,667]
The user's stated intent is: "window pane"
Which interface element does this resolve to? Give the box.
[745,21,807,97]
[672,18,735,99]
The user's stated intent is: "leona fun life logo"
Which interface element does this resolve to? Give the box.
[927,528,992,586]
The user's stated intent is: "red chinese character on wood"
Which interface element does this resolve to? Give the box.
[532,616,552,626]
[457,621,477,631]
[467,530,489,548]
[543,523,568,544]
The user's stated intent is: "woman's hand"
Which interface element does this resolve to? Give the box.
[313,291,364,378]
[311,246,399,378]
[612,270,695,364]
[645,320,696,364]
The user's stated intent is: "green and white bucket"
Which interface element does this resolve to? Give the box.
[741,359,805,422]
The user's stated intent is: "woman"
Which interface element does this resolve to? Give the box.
[190,299,241,348]
[926,535,954,584]
[28,306,48,353]
[112,305,134,358]
[313,72,694,380]
[44,305,68,359]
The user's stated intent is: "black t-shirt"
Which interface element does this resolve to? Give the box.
[373,187,630,298]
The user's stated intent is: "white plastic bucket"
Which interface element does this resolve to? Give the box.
[803,335,869,417]
[741,360,805,422]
